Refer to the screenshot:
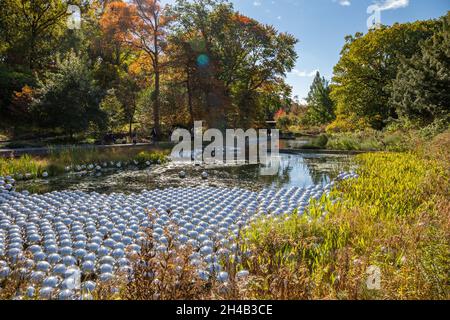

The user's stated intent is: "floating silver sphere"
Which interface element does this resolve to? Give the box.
[53,264,67,276]
[26,286,36,298]
[62,256,76,266]
[99,272,113,282]
[0,266,11,279]
[39,287,54,299]
[236,270,249,280]
[42,276,60,288]
[30,271,45,283]
[81,260,95,273]
[100,264,113,274]
[58,289,74,300]
[36,261,51,272]
[217,271,229,282]
[81,280,96,293]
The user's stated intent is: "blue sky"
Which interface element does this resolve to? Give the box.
[162,0,449,101]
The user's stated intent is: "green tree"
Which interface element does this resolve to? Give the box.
[168,0,297,128]
[32,51,106,136]
[116,73,140,138]
[99,89,125,132]
[331,20,438,130]
[305,71,335,125]
[390,13,450,127]
[0,0,68,69]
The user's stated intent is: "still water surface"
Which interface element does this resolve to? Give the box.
[15,152,355,194]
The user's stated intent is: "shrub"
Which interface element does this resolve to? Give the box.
[276,113,299,132]
[135,151,168,164]
[325,130,413,151]
[301,134,329,149]
[326,114,370,133]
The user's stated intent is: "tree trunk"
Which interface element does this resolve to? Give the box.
[154,65,161,140]
[129,120,133,142]
[153,34,161,141]
[186,66,194,127]
[29,30,36,70]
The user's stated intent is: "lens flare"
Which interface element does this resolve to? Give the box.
[197,54,210,67]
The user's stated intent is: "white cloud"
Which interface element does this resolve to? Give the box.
[376,0,409,11]
[334,0,409,10]
[333,0,351,6]
[291,69,319,77]
[253,0,262,6]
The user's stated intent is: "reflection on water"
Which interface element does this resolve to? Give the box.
[279,137,316,149]
[15,153,355,194]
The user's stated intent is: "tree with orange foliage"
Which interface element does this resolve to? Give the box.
[103,0,170,139]
[8,85,35,129]
[99,1,135,67]
[168,0,297,129]
[131,0,171,140]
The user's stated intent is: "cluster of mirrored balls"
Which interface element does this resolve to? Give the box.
[0,172,358,299]
[0,176,16,193]
[7,159,163,182]
[67,160,156,175]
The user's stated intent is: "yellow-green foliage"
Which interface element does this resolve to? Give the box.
[0,155,47,178]
[325,129,411,151]
[0,147,170,177]
[326,114,370,133]
[242,151,449,300]
[135,151,168,164]
[48,146,134,166]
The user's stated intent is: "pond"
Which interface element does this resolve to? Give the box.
[14,152,355,194]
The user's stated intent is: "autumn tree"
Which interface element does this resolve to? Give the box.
[168,0,297,129]
[124,0,170,139]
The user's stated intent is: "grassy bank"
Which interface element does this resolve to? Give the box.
[240,132,449,299]
[0,155,48,178]
[297,127,449,152]
[0,146,169,178]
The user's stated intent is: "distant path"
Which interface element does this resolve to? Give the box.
[0,143,173,158]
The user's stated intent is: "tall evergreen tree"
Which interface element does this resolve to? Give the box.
[390,13,450,127]
[305,71,335,125]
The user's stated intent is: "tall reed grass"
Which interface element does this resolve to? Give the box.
[240,135,449,299]
[0,146,169,178]
[0,155,47,177]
